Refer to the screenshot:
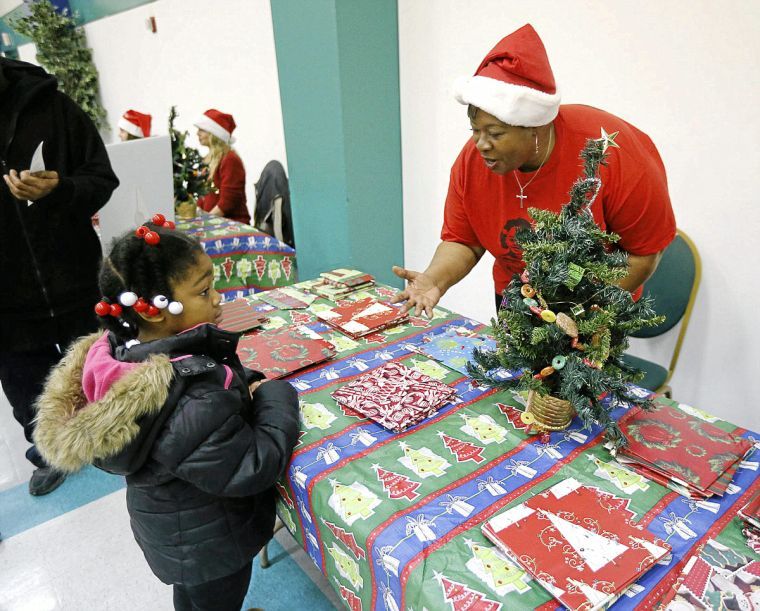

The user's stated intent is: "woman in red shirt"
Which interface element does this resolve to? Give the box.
[194,109,250,224]
[392,24,675,316]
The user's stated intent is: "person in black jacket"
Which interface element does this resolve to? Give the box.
[33,219,300,611]
[0,58,119,496]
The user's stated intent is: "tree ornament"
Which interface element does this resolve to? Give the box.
[152,295,169,309]
[555,312,578,337]
[94,301,110,316]
[540,309,557,323]
[118,291,138,307]
[551,355,567,370]
[565,262,586,289]
[570,304,585,317]
[520,284,536,298]
[167,301,184,315]
[523,297,538,307]
[540,366,555,377]
[529,305,543,316]
[520,269,530,283]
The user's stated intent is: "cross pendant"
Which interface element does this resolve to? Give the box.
[516,192,527,208]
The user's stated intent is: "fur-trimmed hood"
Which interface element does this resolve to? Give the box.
[33,332,174,473]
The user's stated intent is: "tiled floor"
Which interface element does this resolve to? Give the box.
[0,389,340,610]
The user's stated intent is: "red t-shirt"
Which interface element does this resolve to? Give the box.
[198,150,250,224]
[442,104,676,298]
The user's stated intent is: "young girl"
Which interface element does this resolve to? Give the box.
[33,215,299,611]
[194,109,250,224]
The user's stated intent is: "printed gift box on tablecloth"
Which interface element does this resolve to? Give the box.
[331,361,457,433]
[315,297,408,339]
[236,324,336,379]
[482,478,671,611]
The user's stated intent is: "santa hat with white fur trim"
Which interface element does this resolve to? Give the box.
[118,110,152,138]
[453,24,561,127]
[194,109,236,144]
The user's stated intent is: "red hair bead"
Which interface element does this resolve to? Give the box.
[151,214,166,225]
[146,305,160,317]
[94,301,110,316]
[163,220,175,229]
[133,298,148,313]
[135,226,148,238]
[144,231,160,245]
[109,303,123,317]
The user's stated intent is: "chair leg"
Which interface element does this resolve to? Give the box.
[260,518,286,569]
[655,384,673,399]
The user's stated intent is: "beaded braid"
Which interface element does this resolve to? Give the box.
[97,222,203,340]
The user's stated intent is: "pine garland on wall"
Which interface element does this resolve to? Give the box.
[12,0,107,130]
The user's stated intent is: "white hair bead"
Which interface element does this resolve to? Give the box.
[168,301,184,315]
[118,291,138,307]
[152,295,169,309]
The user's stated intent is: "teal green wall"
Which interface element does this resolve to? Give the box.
[271,0,404,287]
[68,0,155,24]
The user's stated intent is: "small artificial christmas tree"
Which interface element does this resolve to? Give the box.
[469,134,663,447]
[169,106,209,215]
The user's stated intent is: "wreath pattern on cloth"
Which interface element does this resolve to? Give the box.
[627,418,682,451]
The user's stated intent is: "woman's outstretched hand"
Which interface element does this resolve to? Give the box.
[390,265,442,318]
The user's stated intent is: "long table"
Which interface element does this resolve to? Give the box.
[176,214,296,300]
[245,281,759,610]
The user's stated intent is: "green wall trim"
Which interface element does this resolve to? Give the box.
[271,0,404,287]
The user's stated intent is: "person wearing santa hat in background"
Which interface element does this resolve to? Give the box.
[118,109,152,141]
[392,24,676,317]
[194,109,250,225]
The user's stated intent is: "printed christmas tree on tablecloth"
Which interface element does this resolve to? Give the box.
[373,464,421,501]
[435,572,502,611]
[328,479,381,526]
[398,442,450,479]
[333,578,363,611]
[326,543,363,590]
[300,401,337,430]
[588,454,650,495]
[460,413,508,445]
[439,432,486,463]
[464,539,532,596]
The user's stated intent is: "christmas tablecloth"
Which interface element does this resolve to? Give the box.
[176,214,296,300]
[240,276,760,611]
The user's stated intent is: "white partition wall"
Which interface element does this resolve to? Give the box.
[398,1,760,429]
[102,135,174,247]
